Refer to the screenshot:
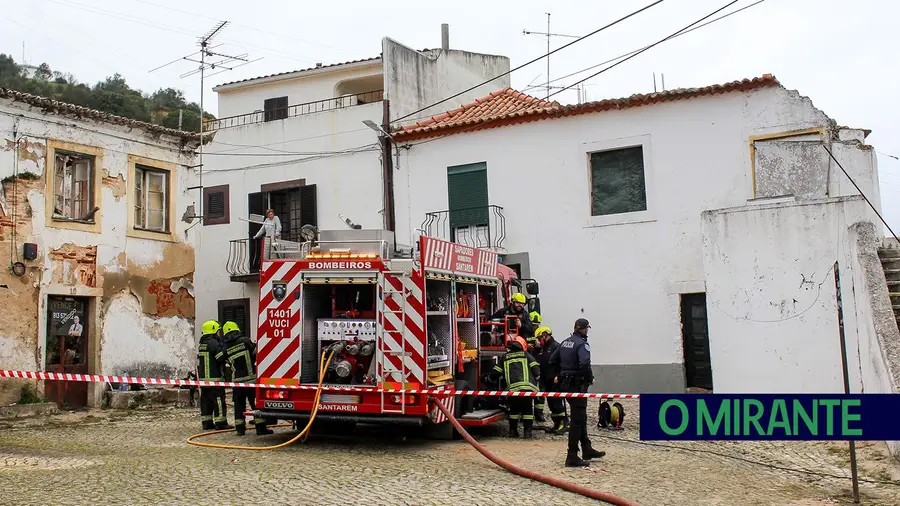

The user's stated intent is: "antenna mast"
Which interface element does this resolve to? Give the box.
[523,13,579,101]
[148,21,258,232]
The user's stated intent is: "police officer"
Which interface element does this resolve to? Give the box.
[550,318,605,467]
[197,320,233,431]
[222,321,274,436]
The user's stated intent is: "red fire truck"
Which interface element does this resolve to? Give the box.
[251,228,540,432]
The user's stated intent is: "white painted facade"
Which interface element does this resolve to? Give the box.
[195,33,511,342]
[0,95,199,406]
[394,83,883,393]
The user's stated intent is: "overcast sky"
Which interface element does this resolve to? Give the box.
[2,0,898,231]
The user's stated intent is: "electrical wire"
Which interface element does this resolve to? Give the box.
[389,0,668,125]
[589,430,900,487]
[522,0,766,93]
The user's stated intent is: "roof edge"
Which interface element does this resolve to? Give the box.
[213,57,383,92]
[394,74,781,143]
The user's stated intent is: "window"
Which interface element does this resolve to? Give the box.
[264,96,289,122]
[53,151,95,222]
[589,146,647,217]
[134,166,169,232]
[447,162,489,233]
[218,299,250,336]
[203,185,230,225]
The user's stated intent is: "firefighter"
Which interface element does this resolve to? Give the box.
[549,318,605,467]
[535,326,568,434]
[487,336,540,438]
[222,321,274,436]
[489,292,534,340]
[197,320,233,431]
[528,312,544,421]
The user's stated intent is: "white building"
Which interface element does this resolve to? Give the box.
[392,75,900,398]
[195,26,511,340]
[0,88,201,408]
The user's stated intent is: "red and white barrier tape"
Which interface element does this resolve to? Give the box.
[0,370,640,399]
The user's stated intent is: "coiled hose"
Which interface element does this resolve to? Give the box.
[431,399,640,506]
[186,350,335,450]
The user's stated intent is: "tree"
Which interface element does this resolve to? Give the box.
[36,63,52,81]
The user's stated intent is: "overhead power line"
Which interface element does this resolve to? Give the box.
[389,0,667,125]
[523,0,767,93]
[405,0,750,148]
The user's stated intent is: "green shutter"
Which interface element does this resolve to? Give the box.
[447,162,489,233]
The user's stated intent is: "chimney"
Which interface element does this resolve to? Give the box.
[315,62,323,68]
[441,24,449,51]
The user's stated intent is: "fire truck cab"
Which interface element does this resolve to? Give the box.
[251,228,540,431]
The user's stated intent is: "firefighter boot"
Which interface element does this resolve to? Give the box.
[523,420,534,439]
[255,422,274,436]
[508,419,520,438]
[215,422,235,430]
[201,420,215,431]
[235,423,246,436]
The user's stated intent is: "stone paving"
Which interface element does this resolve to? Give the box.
[0,400,899,505]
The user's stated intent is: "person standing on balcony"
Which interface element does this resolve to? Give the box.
[253,209,281,260]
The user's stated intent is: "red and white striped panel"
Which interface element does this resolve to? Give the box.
[257,260,304,381]
[476,249,498,277]
[377,268,427,385]
[422,237,453,271]
[430,394,455,423]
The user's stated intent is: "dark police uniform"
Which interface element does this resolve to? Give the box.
[549,319,605,466]
[197,332,230,430]
[223,328,273,436]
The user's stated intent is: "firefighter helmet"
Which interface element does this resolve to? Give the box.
[201,320,221,335]
[510,292,527,304]
[529,311,542,324]
[535,326,552,338]
[222,321,240,335]
[509,336,528,351]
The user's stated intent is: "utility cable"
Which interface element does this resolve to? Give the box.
[523,0,766,92]
[589,430,900,487]
[389,0,667,125]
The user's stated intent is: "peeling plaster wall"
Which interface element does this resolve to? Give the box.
[0,99,199,403]
[383,38,511,122]
[700,196,872,393]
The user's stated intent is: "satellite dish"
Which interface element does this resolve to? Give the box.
[300,224,318,242]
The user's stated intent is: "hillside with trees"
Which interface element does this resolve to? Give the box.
[0,54,213,132]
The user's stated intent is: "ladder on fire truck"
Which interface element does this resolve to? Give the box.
[378,270,412,414]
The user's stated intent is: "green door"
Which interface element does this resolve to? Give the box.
[447,162,489,240]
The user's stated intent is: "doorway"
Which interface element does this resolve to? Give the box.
[247,184,318,271]
[680,293,713,390]
[45,295,90,408]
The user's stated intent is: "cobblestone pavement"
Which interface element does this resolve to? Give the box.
[1,400,900,505]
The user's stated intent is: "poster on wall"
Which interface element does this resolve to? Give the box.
[47,297,86,366]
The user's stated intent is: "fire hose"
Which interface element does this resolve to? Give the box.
[186,349,335,450]
[431,399,639,506]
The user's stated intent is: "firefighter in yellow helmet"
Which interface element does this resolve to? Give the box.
[222,321,273,436]
[489,292,534,341]
[535,326,569,434]
[527,312,546,422]
[197,320,232,431]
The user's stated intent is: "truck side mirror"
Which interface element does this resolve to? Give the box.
[525,281,539,295]
[528,297,541,315]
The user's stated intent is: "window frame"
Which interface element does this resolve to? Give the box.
[133,165,170,233]
[45,140,103,234]
[582,135,656,228]
[203,184,230,225]
[264,96,289,122]
[127,155,177,242]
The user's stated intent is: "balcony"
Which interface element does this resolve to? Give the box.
[420,205,506,252]
[206,89,384,131]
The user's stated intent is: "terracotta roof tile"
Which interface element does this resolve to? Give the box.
[394,74,780,141]
[0,87,202,142]
[214,56,382,89]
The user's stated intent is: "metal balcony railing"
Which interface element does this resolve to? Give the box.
[206,90,384,131]
[420,205,506,251]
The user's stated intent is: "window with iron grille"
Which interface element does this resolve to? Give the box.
[203,185,230,225]
[53,151,95,222]
[264,96,289,122]
[589,146,647,217]
[134,165,169,232]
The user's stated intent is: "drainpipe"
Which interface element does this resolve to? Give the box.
[382,100,396,232]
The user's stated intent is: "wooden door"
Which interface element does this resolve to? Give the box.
[680,293,713,390]
[45,296,89,408]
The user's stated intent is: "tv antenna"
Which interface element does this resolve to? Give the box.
[523,13,581,101]
[148,21,260,230]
